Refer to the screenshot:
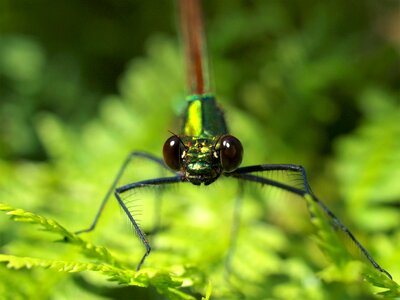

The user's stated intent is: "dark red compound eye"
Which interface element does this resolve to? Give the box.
[219,135,243,172]
[163,136,183,171]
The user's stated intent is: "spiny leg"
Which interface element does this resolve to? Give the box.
[115,175,184,271]
[233,164,311,193]
[75,151,171,234]
[224,180,244,281]
[227,165,392,280]
[147,167,169,240]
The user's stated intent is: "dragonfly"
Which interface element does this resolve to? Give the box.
[76,0,392,279]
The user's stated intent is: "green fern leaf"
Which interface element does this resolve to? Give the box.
[0,203,122,267]
[0,254,198,299]
[0,203,207,299]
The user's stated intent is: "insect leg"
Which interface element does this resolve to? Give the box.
[228,166,392,279]
[224,181,244,280]
[233,164,311,193]
[115,175,183,271]
[75,151,171,234]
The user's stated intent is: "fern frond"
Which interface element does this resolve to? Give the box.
[0,203,122,267]
[0,254,197,299]
[365,271,400,298]
[0,203,209,299]
[201,281,212,300]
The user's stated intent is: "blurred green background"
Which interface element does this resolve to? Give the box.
[0,0,399,299]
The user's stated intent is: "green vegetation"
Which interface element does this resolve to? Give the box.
[1,1,399,299]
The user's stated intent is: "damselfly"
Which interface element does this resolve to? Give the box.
[76,0,391,279]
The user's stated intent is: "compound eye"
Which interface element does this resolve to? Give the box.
[163,136,183,171]
[219,135,243,172]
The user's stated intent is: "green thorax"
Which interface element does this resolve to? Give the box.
[181,94,228,138]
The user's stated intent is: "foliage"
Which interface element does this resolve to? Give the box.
[0,203,208,299]
[1,0,399,299]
